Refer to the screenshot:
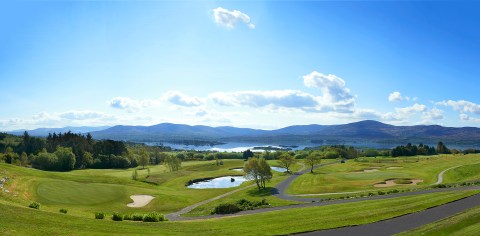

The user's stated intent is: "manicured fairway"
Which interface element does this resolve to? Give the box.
[36,179,127,205]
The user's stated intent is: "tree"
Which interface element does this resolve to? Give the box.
[165,154,181,172]
[20,152,28,166]
[243,157,272,190]
[139,149,149,169]
[54,147,76,171]
[305,152,322,173]
[278,153,296,173]
[132,169,138,180]
[243,149,254,159]
[436,142,450,154]
[4,147,18,164]
[83,152,94,168]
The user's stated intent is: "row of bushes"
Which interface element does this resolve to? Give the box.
[28,202,67,214]
[212,198,269,214]
[95,212,166,222]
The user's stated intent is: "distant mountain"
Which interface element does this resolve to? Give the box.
[7,126,111,137]
[89,120,480,147]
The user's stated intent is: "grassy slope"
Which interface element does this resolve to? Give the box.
[0,160,257,217]
[398,205,480,236]
[0,190,477,235]
[288,154,480,194]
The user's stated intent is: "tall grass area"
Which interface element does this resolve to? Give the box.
[287,154,480,194]
[0,190,477,235]
[398,205,480,236]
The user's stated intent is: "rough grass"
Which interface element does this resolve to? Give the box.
[0,190,477,235]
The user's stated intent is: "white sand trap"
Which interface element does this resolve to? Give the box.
[374,179,423,188]
[127,195,155,208]
[363,169,380,173]
[387,167,403,170]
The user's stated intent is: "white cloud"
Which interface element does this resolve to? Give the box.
[388,92,403,102]
[213,7,255,29]
[108,97,156,112]
[395,103,427,114]
[459,114,480,123]
[59,111,111,120]
[163,91,203,107]
[422,108,444,121]
[303,71,355,106]
[210,90,321,110]
[437,100,480,114]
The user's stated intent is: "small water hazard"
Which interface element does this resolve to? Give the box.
[231,166,288,173]
[187,176,248,189]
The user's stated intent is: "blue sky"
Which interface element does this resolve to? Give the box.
[1,1,480,130]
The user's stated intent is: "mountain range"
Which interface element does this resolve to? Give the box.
[7,121,480,148]
[90,120,480,148]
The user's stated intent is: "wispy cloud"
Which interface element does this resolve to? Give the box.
[163,91,203,107]
[437,100,480,114]
[212,7,255,29]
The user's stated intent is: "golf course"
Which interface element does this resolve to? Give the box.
[1,153,480,235]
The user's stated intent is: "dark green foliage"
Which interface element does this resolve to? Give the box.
[59,208,68,214]
[94,212,105,219]
[391,143,437,157]
[212,199,269,214]
[142,212,165,222]
[242,149,254,159]
[377,191,386,195]
[132,213,144,221]
[112,212,123,221]
[123,214,133,220]
[435,184,447,188]
[213,203,242,214]
[28,202,40,209]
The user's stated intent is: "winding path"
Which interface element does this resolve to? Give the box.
[433,165,462,185]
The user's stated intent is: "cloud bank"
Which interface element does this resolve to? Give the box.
[213,7,255,29]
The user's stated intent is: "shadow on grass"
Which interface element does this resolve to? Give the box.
[247,187,276,197]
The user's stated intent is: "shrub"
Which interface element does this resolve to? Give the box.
[212,203,241,214]
[377,191,386,195]
[435,184,447,188]
[112,212,123,221]
[132,213,144,221]
[388,189,399,194]
[29,202,40,209]
[95,212,105,219]
[123,214,133,221]
[143,212,165,222]
[59,208,68,214]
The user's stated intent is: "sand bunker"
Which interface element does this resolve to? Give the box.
[387,167,403,170]
[363,169,380,173]
[127,195,155,208]
[374,179,423,188]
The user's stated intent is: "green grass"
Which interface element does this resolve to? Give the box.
[288,154,480,194]
[444,162,480,183]
[398,205,480,236]
[0,190,477,235]
[36,179,127,205]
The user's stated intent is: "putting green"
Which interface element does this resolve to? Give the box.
[36,179,127,205]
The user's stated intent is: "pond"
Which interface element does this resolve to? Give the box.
[187,176,248,189]
[271,166,287,172]
[231,167,287,172]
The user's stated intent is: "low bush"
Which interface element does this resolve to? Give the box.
[143,212,165,222]
[112,212,123,221]
[435,184,447,188]
[29,202,40,209]
[212,203,241,214]
[123,214,133,221]
[377,191,386,195]
[132,213,144,221]
[388,189,399,194]
[59,208,68,214]
[95,212,105,219]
